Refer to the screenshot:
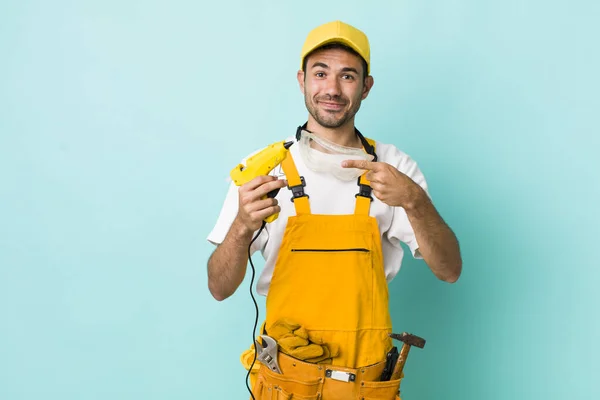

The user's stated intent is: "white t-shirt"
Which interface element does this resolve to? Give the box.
[207,135,428,296]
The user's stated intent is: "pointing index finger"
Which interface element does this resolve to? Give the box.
[341,159,379,170]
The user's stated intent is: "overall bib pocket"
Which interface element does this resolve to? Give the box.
[290,248,370,253]
[253,365,322,400]
[269,245,374,333]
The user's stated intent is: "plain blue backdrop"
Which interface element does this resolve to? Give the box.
[1,1,599,399]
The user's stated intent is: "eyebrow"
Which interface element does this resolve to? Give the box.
[311,62,329,70]
[311,62,360,75]
[341,67,360,75]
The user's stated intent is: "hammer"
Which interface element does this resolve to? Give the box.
[388,332,426,380]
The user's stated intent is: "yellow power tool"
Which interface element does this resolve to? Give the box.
[230,140,294,223]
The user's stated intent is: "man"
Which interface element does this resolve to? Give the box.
[207,20,461,400]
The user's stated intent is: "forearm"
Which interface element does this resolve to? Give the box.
[405,189,462,283]
[207,218,255,301]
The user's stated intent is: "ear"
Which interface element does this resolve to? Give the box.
[297,70,305,93]
[361,75,374,100]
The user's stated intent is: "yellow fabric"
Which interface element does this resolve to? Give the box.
[265,212,392,368]
[300,20,371,74]
[242,138,404,398]
[271,139,392,367]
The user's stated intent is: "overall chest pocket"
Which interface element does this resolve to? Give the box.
[270,245,374,330]
[291,248,370,253]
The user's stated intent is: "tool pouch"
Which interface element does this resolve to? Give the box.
[242,346,321,399]
[242,344,403,400]
[253,365,322,399]
[357,378,402,400]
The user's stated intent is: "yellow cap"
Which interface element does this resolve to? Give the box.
[300,21,370,74]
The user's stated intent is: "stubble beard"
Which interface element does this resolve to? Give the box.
[305,94,362,129]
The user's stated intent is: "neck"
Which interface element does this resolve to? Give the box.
[305,116,362,148]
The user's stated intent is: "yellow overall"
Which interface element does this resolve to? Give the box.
[242,139,403,399]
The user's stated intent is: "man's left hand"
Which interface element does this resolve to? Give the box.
[342,159,423,209]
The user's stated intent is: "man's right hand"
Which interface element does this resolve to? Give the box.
[235,175,287,234]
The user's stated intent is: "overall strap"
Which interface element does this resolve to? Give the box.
[354,137,377,216]
[281,152,311,215]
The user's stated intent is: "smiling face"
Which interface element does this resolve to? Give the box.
[298,45,374,130]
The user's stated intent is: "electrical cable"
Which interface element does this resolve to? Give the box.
[245,220,266,400]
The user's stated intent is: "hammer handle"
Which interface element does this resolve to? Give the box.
[390,345,411,381]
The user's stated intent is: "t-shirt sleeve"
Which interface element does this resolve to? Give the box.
[205,154,269,255]
[384,147,429,259]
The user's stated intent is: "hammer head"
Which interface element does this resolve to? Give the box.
[389,332,426,349]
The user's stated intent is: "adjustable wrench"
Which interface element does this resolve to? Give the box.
[255,335,282,374]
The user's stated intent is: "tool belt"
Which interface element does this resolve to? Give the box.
[251,350,402,400]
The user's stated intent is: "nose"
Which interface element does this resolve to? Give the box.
[323,75,342,98]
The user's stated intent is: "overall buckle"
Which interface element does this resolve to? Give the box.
[288,176,309,201]
[355,177,373,201]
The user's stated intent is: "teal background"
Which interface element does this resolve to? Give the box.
[1,0,598,399]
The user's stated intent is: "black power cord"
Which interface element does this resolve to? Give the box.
[245,220,266,400]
